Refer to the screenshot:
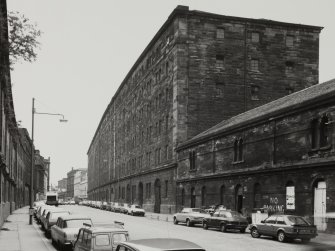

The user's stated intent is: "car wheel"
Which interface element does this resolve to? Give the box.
[186,219,192,227]
[173,217,178,225]
[240,228,246,233]
[203,222,208,230]
[277,231,286,242]
[302,238,311,243]
[220,224,227,232]
[250,227,260,238]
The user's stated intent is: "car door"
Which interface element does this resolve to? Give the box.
[73,229,84,251]
[179,208,188,222]
[274,216,286,236]
[75,230,91,251]
[259,216,277,236]
[53,218,62,242]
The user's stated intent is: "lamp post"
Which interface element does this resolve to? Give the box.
[29,97,67,225]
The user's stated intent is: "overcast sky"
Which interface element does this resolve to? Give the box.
[7,0,335,186]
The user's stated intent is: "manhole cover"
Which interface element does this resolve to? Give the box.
[1,228,10,231]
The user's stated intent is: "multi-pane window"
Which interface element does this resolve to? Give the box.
[216,28,225,39]
[251,32,259,43]
[250,59,259,71]
[233,138,244,162]
[286,35,294,47]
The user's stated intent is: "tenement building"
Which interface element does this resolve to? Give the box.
[87,5,322,213]
[176,79,335,232]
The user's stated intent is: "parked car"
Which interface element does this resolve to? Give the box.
[44,209,70,236]
[173,208,209,227]
[202,209,248,233]
[249,214,317,243]
[120,203,130,214]
[128,205,145,216]
[112,202,122,213]
[96,201,102,209]
[73,226,129,251]
[101,201,108,210]
[36,205,52,224]
[115,238,206,251]
[51,214,93,249]
[40,207,57,228]
[106,202,114,211]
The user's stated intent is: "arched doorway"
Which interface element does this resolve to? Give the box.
[126,184,131,204]
[191,187,196,208]
[154,179,161,213]
[138,182,143,206]
[235,184,243,213]
[220,185,225,205]
[201,186,206,207]
[314,180,326,231]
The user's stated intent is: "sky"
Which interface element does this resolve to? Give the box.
[7,0,335,186]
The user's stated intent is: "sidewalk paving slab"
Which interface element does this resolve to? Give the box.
[0,206,55,251]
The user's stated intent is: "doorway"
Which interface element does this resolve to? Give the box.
[154,179,161,213]
[138,182,143,206]
[235,185,243,213]
[191,187,196,208]
[314,181,326,231]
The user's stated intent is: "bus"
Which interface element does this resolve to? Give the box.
[45,191,58,206]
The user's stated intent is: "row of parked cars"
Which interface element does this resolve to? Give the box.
[34,200,206,251]
[80,200,146,216]
[173,206,318,243]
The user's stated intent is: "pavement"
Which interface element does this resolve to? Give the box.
[1,206,335,251]
[0,206,55,251]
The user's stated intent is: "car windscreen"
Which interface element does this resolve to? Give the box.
[134,205,142,209]
[51,212,70,220]
[112,233,127,244]
[65,219,92,228]
[287,216,310,226]
[47,196,57,201]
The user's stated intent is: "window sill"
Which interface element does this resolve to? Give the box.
[189,169,196,173]
[232,160,244,165]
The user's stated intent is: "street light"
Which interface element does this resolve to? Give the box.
[29,97,68,225]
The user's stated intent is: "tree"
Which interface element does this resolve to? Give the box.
[6,11,42,68]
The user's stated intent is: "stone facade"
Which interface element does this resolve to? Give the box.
[87,6,322,213]
[67,168,86,199]
[176,79,335,232]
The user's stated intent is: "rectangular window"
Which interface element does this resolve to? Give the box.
[250,59,259,71]
[251,32,259,43]
[286,35,294,47]
[251,85,260,100]
[216,28,225,39]
[216,55,225,68]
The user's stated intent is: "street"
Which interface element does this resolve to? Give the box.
[35,205,330,251]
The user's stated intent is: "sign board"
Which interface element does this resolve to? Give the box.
[286,186,295,210]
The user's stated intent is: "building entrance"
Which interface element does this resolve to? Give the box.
[154,179,161,213]
[314,181,326,231]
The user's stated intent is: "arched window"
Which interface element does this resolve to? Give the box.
[220,185,225,205]
[311,119,319,149]
[238,139,244,161]
[201,186,206,207]
[233,140,238,162]
[320,116,329,147]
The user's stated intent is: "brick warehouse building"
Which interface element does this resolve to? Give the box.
[176,79,335,232]
[87,5,322,213]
